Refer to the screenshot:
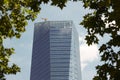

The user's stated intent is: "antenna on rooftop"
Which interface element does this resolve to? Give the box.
[41,18,48,21]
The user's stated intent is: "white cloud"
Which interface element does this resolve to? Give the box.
[79,36,99,70]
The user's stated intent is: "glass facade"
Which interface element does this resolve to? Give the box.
[30,21,82,80]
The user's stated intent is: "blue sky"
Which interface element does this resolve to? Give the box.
[5,1,101,80]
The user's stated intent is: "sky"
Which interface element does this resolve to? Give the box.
[5,1,101,80]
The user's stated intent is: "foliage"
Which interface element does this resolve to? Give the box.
[1,0,120,80]
[0,0,68,80]
[81,0,120,80]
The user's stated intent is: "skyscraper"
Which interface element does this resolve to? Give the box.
[30,21,82,80]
